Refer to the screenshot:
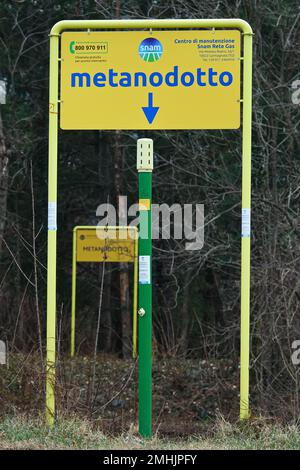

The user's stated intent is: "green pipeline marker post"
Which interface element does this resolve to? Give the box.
[137,138,153,438]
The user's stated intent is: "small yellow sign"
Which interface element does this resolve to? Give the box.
[76,228,136,263]
[60,30,240,130]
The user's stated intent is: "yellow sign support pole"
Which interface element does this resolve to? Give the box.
[240,31,253,420]
[46,31,59,426]
[70,226,138,359]
[70,227,77,357]
[47,18,252,425]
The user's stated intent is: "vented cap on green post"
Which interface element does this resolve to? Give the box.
[137,138,153,172]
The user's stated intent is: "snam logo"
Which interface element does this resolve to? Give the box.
[139,38,163,62]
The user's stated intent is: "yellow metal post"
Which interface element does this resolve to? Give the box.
[50,19,253,36]
[132,235,138,359]
[240,31,253,420]
[70,228,77,357]
[46,32,59,426]
[48,18,252,425]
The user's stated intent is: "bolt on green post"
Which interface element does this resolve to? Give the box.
[137,138,153,438]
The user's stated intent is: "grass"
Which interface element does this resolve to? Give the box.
[0,414,300,450]
[1,354,300,449]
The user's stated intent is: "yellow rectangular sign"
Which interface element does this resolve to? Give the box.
[76,228,136,263]
[60,30,240,130]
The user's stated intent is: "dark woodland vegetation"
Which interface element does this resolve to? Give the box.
[0,0,300,423]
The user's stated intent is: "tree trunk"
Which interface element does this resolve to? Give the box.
[114,131,131,358]
[0,107,8,260]
[179,271,191,356]
[96,130,113,353]
[102,267,112,353]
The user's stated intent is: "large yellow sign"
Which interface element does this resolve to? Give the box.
[76,227,136,262]
[60,30,240,130]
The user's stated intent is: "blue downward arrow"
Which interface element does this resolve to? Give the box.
[142,92,159,124]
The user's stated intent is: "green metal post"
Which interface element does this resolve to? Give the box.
[137,138,153,438]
